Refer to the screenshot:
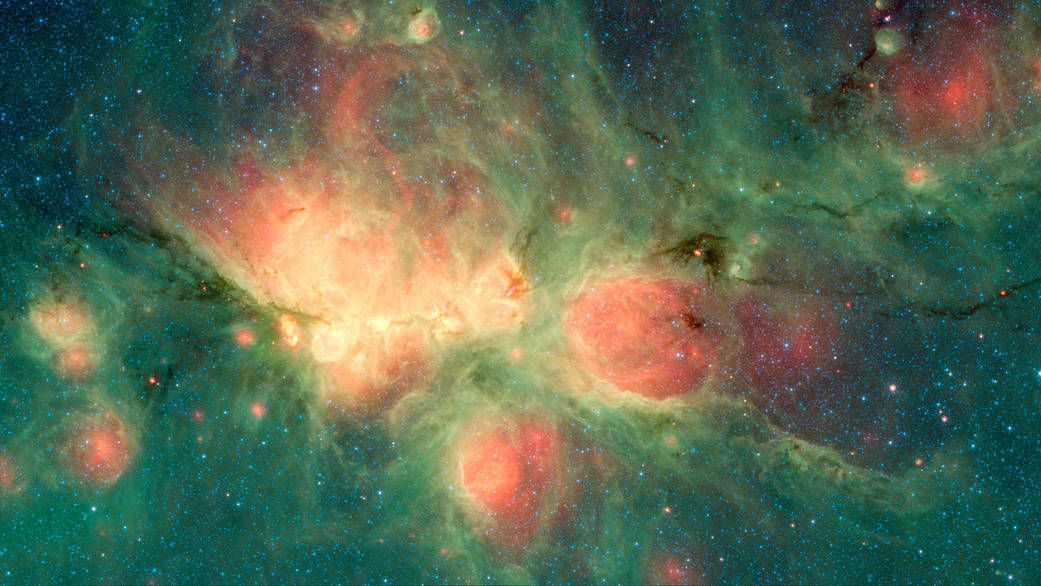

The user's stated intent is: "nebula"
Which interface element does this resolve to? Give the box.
[2,0,1039,582]
[456,418,568,548]
[566,277,728,400]
[61,412,133,488]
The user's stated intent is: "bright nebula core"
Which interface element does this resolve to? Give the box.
[2,0,1041,583]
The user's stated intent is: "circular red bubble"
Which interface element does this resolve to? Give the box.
[566,278,724,399]
[458,421,563,547]
[62,413,132,487]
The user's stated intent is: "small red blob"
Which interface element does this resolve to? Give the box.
[645,553,706,586]
[63,413,131,487]
[556,204,574,223]
[234,327,256,346]
[458,421,563,547]
[250,401,267,418]
[905,164,928,185]
[341,18,359,37]
[566,278,724,399]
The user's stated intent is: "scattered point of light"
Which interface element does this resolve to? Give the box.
[624,155,636,167]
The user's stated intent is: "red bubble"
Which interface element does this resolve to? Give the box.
[63,412,132,487]
[888,5,1009,140]
[53,343,95,379]
[458,420,563,547]
[566,278,725,399]
[736,293,836,399]
[0,452,24,495]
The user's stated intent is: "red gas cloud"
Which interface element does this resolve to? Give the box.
[566,277,726,400]
[888,2,1011,140]
[736,292,837,401]
[456,419,569,548]
[62,412,132,487]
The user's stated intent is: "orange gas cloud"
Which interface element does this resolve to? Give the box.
[29,300,100,379]
[644,553,707,586]
[29,300,93,348]
[53,342,96,380]
[118,38,529,415]
[163,152,527,413]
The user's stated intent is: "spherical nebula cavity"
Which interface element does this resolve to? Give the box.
[457,420,566,547]
[62,412,132,487]
[735,293,836,398]
[565,277,725,400]
[888,7,1006,139]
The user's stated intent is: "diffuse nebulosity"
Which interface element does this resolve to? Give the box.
[1,0,1040,583]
